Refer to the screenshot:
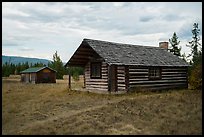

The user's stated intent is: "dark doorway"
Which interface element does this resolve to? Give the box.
[108,65,117,92]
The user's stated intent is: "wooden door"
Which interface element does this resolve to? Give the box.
[108,65,117,92]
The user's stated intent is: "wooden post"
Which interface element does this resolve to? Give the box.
[83,71,86,88]
[68,74,71,90]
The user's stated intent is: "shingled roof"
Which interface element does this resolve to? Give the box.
[66,38,189,67]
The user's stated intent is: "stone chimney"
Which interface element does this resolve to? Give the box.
[159,42,168,50]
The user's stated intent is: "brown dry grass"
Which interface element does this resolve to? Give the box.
[2,77,202,135]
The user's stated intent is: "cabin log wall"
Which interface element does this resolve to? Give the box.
[117,66,126,92]
[85,61,108,91]
[128,66,188,91]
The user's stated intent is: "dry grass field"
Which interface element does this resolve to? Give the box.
[2,76,202,135]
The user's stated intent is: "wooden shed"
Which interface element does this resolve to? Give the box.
[20,66,57,84]
[65,38,189,93]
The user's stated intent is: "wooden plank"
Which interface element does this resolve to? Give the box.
[86,77,107,80]
[162,77,187,80]
[85,74,108,78]
[129,75,149,79]
[129,79,187,85]
[118,79,125,83]
[129,72,148,74]
[129,69,148,72]
[86,82,108,85]
[86,85,108,88]
[129,84,187,91]
[85,71,107,75]
[102,64,107,67]
[117,70,125,73]
[162,68,187,71]
[129,78,149,81]
[162,74,187,77]
[118,82,125,85]
[129,82,187,88]
[86,87,108,91]
[102,68,108,71]
[86,83,108,86]
[86,79,108,82]
[117,77,125,80]
[102,63,108,67]
[87,85,108,89]
[102,76,108,79]
[129,76,186,82]
[118,84,126,87]
[117,74,125,77]
[102,70,108,73]
[162,72,187,74]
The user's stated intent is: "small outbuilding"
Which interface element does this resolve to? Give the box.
[20,66,57,84]
[65,38,190,93]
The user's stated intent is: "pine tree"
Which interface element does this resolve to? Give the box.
[49,51,64,79]
[186,23,202,90]
[186,23,201,63]
[2,62,11,77]
[169,32,181,56]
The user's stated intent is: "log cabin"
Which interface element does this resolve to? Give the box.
[65,38,189,93]
[20,66,57,84]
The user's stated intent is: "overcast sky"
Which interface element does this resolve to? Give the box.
[2,2,202,62]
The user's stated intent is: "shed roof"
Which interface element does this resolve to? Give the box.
[66,38,190,67]
[20,66,57,74]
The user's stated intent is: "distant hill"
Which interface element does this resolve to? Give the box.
[2,55,52,65]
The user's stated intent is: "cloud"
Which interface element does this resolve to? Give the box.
[161,14,186,21]
[19,47,34,51]
[2,2,202,62]
[139,15,155,22]
[2,43,19,47]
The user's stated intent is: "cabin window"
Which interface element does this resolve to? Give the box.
[90,62,101,79]
[149,67,161,80]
